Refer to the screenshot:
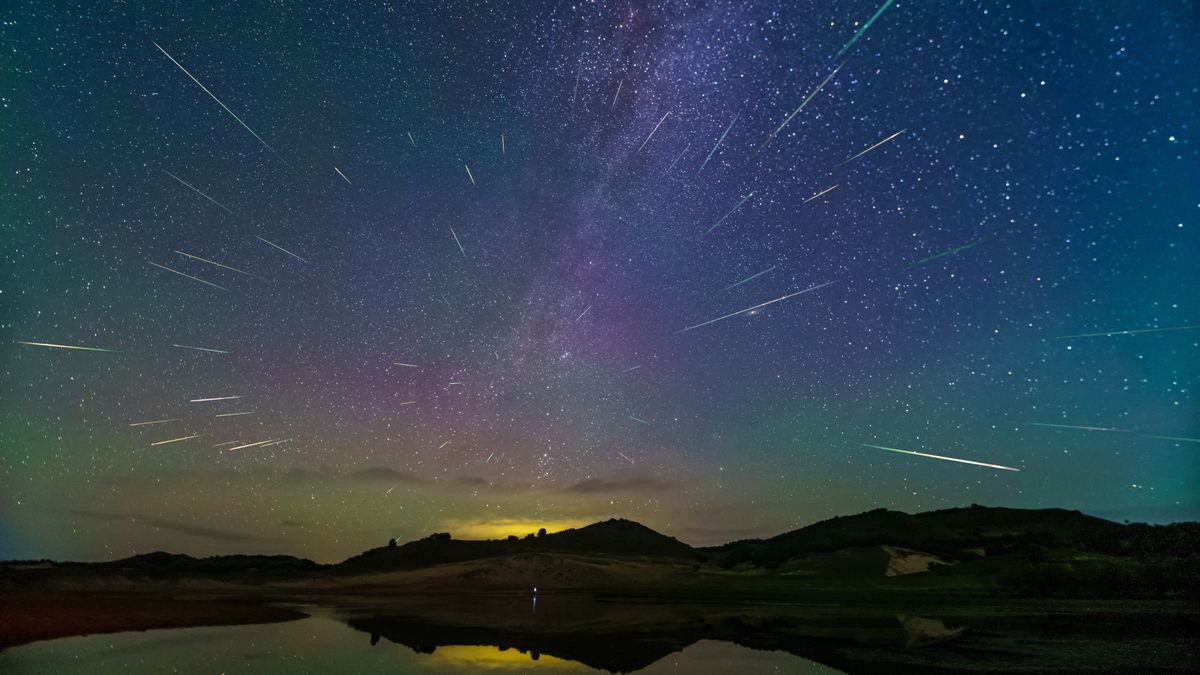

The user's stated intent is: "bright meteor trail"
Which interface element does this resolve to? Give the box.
[163,171,234,214]
[840,129,906,165]
[748,64,842,161]
[255,235,307,262]
[909,240,983,267]
[148,261,228,291]
[17,341,117,353]
[637,111,670,153]
[152,41,285,165]
[1020,422,1134,433]
[677,280,839,334]
[835,0,897,59]
[706,191,754,233]
[189,395,242,403]
[802,184,838,203]
[150,434,201,446]
[1055,325,1200,340]
[172,344,230,354]
[174,250,249,275]
[129,418,180,427]
[723,265,776,291]
[699,112,739,173]
[449,225,467,258]
[862,443,1020,472]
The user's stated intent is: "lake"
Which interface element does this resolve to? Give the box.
[0,595,1195,673]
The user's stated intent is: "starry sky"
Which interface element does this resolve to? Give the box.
[2,0,1197,563]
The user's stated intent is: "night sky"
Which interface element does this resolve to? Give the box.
[2,1,1197,563]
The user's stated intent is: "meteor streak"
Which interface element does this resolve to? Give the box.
[260,439,291,448]
[575,305,592,322]
[840,129,906,165]
[407,132,417,147]
[227,440,273,452]
[174,250,249,275]
[189,395,241,403]
[449,225,467,258]
[163,171,234,214]
[392,362,421,368]
[629,416,650,425]
[211,441,240,447]
[214,411,253,417]
[571,61,581,103]
[399,400,417,406]
[255,235,307,262]
[152,42,285,164]
[148,261,228,291]
[500,133,506,154]
[621,365,642,373]
[1020,422,1134,433]
[862,443,1019,472]
[1055,325,1199,340]
[723,265,776,291]
[698,112,738,173]
[637,111,670,153]
[150,434,201,446]
[16,341,117,353]
[129,418,180,427]
[617,451,634,464]
[748,65,842,161]
[706,191,754,233]
[665,143,691,172]
[464,164,476,185]
[172,344,230,354]
[438,441,451,449]
[677,280,839,334]
[1144,435,1200,444]
[334,167,352,185]
[611,79,623,108]
[835,0,897,58]
[909,240,982,267]
[802,184,839,203]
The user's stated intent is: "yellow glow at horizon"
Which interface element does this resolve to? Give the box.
[439,518,590,540]
[428,644,585,670]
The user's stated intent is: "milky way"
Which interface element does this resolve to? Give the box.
[2,1,1197,562]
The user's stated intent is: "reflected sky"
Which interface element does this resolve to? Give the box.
[0,608,841,675]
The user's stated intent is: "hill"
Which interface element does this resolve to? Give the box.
[334,519,696,576]
[3,506,1196,599]
[704,505,1126,568]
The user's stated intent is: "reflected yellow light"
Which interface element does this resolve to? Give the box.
[428,644,585,670]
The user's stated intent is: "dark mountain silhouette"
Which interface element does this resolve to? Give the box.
[334,518,696,575]
[704,505,1128,568]
[4,506,1196,599]
[109,552,323,576]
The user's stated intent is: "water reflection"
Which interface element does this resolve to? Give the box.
[2,595,1194,673]
[342,595,962,673]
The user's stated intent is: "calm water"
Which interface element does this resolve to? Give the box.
[0,605,840,674]
[2,596,1195,673]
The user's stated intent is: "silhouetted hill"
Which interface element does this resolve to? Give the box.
[106,552,323,576]
[705,505,1128,569]
[334,519,695,575]
[4,506,1196,599]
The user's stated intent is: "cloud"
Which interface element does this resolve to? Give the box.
[564,477,670,493]
[69,509,279,544]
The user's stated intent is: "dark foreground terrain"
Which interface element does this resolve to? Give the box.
[2,505,1197,672]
